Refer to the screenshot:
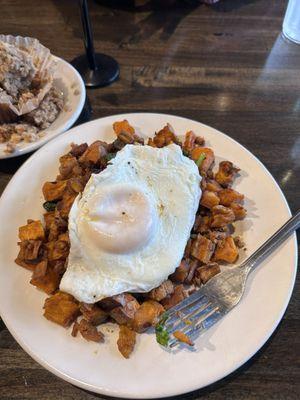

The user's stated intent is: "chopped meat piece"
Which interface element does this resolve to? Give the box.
[80,303,108,326]
[234,236,245,249]
[161,285,187,310]
[19,220,45,241]
[206,230,228,244]
[153,124,179,147]
[70,142,88,158]
[194,263,221,284]
[173,331,194,346]
[230,203,247,220]
[183,130,196,154]
[200,190,220,209]
[148,280,174,301]
[206,179,222,193]
[185,260,198,284]
[43,292,80,327]
[42,180,67,202]
[17,239,42,261]
[210,205,235,228]
[30,261,60,294]
[169,260,190,283]
[48,211,68,241]
[200,177,207,191]
[193,215,210,234]
[191,234,215,263]
[58,154,78,180]
[191,147,215,173]
[79,140,107,165]
[214,236,239,263]
[132,300,164,333]
[99,293,138,311]
[71,321,79,337]
[215,161,240,187]
[77,319,104,343]
[195,136,205,145]
[117,325,136,359]
[218,188,244,207]
[184,238,192,258]
[110,295,140,325]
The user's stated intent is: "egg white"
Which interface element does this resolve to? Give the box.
[60,144,201,303]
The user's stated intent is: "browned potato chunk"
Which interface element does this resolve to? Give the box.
[57,191,77,219]
[19,220,45,241]
[169,260,190,283]
[30,261,60,294]
[58,154,78,180]
[191,234,215,263]
[191,147,215,173]
[17,240,42,261]
[205,179,222,193]
[77,319,104,343]
[214,236,239,263]
[42,181,67,201]
[110,295,140,325]
[148,280,174,302]
[230,203,247,220]
[70,142,88,158]
[117,325,136,359]
[194,263,221,284]
[183,130,196,154]
[210,205,235,228]
[218,188,244,207]
[99,293,138,311]
[153,124,179,148]
[80,303,108,326]
[132,300,164,333]
[161,285,187,310]
[200,191,220,209]
[43,292,80,327]
[50,239,69,261]
[43,211,55,231]
[215,161,240,187]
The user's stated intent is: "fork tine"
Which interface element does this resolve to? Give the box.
[169,304,220,347]
[165,289,207,321]
[165,294,209,327]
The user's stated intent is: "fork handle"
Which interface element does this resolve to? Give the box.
[241,209,300,272]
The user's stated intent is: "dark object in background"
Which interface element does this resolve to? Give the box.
[95,0,220,10]
[72,0,119,88]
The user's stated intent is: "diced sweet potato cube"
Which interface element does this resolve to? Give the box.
[79,141,107,165]
[43,292,80,328]
[169,260,190,283]
[17,240,42,261]
[194,263,221,284]
[19,220,45,241]
[132,300,164,333]
[210,205,235,228]
[57,191,77,219]
[113,120,135,136]
[215,161,240,187]
[191,234,215,263]
[218,188,244,207]
[77,319,104,343]
[191,147,215,173]
[110,295,140,325]
[230,203,247,220]
[117,325,136,359]
[30,261,60,294]
[214,236,239,263]
[42,181,67,201]
[80,303,108,326]
[148,280,174,302]
[161,285,187,310]
[200,190,220,209]
[153,124,179,148]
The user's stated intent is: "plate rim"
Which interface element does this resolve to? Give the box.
[0,56,86,160]
[0,112,297,398]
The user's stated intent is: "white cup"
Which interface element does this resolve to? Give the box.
[283,0,300,44]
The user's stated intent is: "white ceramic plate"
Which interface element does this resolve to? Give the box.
[0,56,86,159]
[0,113,297,398]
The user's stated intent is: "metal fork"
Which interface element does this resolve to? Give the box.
[157,210,300,348]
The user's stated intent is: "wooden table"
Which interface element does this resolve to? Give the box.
[0,0,299,398]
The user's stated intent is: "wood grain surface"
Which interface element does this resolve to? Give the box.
[0,0,299,399]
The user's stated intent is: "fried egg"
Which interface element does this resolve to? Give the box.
[60,144,201,303]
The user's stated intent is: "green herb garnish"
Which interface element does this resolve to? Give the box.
[195,153,206,168]
[155,313,170,347]
[43,201,57,212]
[106,153,116,162]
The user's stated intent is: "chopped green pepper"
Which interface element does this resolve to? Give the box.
[195,153,206,168]
[43,201,57,212]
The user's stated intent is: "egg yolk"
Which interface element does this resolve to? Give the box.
[81,184,158,254]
